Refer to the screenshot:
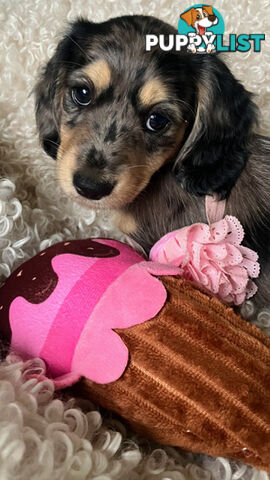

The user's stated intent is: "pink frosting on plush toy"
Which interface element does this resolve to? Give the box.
[8,239,180,387]
[150,215,260,305]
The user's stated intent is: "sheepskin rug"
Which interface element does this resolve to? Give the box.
[0,0,269,479]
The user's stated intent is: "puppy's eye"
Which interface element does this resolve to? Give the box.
[146,113,169,132]
[71,86,92,106]
[196,14,201,19]
[203,12,207,17]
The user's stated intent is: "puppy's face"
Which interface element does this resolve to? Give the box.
[36,17,194,210]
[193,8,216,31]
[35,16,256,207]
[57,59,187,209]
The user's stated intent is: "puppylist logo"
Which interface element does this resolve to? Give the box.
[146,5,265,53]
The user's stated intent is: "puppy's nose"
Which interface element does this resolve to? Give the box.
[208,14,216,21]
[73,172,114,200]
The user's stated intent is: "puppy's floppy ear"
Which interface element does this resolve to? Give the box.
[34,50,64,159]
[203,5,214,16]
[180,8,195,27]
[175,54,258,198]
[34,19,93,159]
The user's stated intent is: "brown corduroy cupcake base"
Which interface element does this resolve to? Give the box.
[76,277,270,472]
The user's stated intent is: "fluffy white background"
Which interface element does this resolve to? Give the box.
[0,0,269,479]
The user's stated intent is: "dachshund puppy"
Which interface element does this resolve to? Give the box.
[35,15,270,310]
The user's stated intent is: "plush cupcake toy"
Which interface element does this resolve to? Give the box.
[0,218,269,471]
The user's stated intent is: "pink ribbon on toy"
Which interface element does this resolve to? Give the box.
[205,194,226,225]
[150,196,260,305]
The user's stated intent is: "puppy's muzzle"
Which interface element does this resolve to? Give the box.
[73,172,115,200]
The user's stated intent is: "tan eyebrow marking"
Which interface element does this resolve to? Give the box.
[138,78,169,107]
[83,59,111,92]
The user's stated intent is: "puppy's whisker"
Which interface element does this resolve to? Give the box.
[65,34,91,62]
[125,164,144,170]
[58,60,87,69]
[175,99,196,118]
[45,139,60,147]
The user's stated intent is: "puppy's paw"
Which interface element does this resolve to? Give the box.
[207,44,216,53]
[187,44,197,53]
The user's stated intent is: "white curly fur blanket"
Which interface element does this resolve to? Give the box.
[0,0,269,479]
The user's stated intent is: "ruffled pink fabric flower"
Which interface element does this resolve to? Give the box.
[150,216,260,305]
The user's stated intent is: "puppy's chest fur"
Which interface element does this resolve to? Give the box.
[116,168,207,253]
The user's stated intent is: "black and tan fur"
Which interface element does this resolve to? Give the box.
[35,15,270,310]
